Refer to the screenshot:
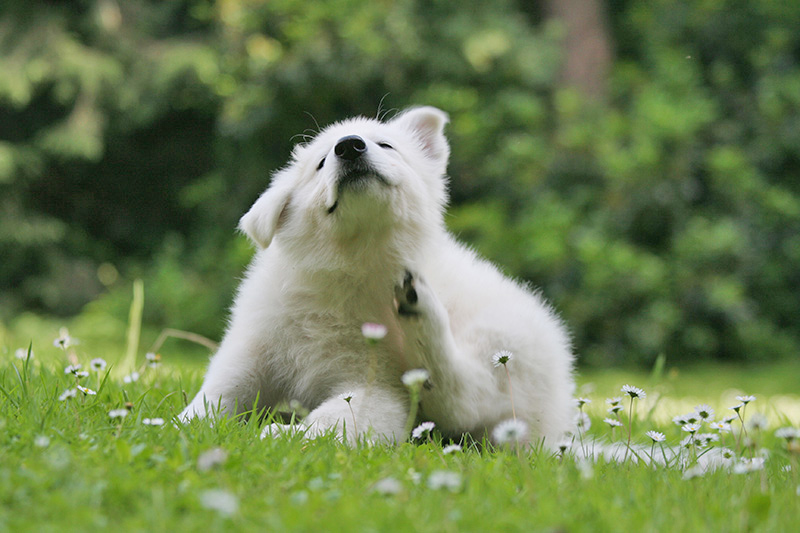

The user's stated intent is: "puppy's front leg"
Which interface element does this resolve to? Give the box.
[395,271,495,432]
[178,337,264,423]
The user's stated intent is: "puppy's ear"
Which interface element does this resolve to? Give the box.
[390,106,450,165]
[238,173,293,249]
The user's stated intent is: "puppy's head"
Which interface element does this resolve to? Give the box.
[239,107,450,262]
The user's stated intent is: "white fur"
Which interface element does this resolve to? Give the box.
[180,106,576,446]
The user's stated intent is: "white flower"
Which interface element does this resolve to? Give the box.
[75,371,89,379]
[729,403,744,413]
[412,421,436,440]
[696,433,719,446]
[709,421,731,432]
[746,413,768,431]
[76,385,96,396]
[64,364,82,375]
[621,384,646,400]
[34,435,51,448]
[109,409,128,419]
[575,397,591,408]
[574,412,591,432]
[682,464,706,480]
[732,457,765,475]
[693,404,715,421]
[145,352,161,367]
[338,391,355,403]
[442,444,462,454]
[735,395,756,405]
[645,430,665,443]
[682,423,701,433]
[53,329,77,349]
[197,447,228,472]
[607,405,624,414]
[15,348,34,360]
[775,427,800,441]
[199,489,239,516]
[123,372,140,384]
[492,419,529,444]
[370,477,403,495]
[59,388,78,401]
[401,368,430,388]
[719,447,736,461]
[142,418,165,426]
[90,358,108,372]
[427,470,462,492]
[491,350,513,368]
[361,322,388,341]
[606,397,622,406]
[603,418,623,428]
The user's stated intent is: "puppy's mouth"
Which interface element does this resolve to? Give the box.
[327,163,389,214]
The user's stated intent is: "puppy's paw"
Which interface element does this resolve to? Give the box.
[394,270,420,317]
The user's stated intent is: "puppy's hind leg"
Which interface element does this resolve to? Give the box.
[394,271,495,432]
[263,384,408,444]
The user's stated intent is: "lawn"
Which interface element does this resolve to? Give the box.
[1,332,798,532]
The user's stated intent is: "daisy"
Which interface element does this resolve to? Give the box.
[76,385,96,396]
[682,423,701,434]
[15,348,34,360]
[575,397,591,408]
[64,364,82,375]
[412,421,436,440]
[370,477,403,495]
[142,418,165,426]
[58,388,77,401]
[735,395,756,405]
[491,350,513,368]
[197,447,228,472]
[729,403,744,413]
[694,404,715,421]
[621,384,646,400]
[574,411,591,432]
[401,368,430,388]
[53,329,77,350]
[427,470,462,492]
[145,352,161,368]
[199,489,238,516]
[607,405,624,415]
[603,418,623,428]
[746,413,768,431]
[492,419,529,444]
[361,322,387,341]
[606,397,622,406]
[645,430,665,443]
[709,421,731,432]
[123,371,140,384]
[90,358,108,372]
[109,409,128,419]
[696,433,719,446]
[732,457,765,474]
[775,427,800,442]
[338,391,355,403]
[75,371,89,379]
[442,444,462,454]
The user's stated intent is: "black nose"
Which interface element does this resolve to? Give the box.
[334,135,367,161]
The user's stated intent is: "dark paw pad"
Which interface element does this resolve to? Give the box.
[395,270,420,317]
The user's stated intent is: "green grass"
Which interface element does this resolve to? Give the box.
[1,341,799,532]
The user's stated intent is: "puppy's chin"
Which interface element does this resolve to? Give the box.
[327,169,390,214]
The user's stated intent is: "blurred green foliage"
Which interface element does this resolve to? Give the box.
[2,0,799,367]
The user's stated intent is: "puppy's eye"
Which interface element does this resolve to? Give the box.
[377,142,394,150]
[317,157,326,170]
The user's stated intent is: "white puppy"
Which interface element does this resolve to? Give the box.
[180,106,575,446]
